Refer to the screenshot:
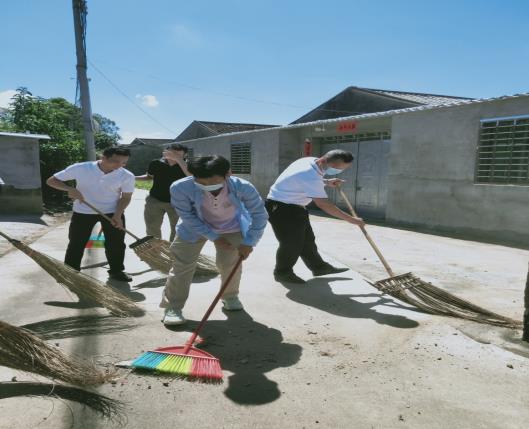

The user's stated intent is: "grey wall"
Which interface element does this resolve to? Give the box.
[179,128,281,196]
[126,145,164,175]
[387,97,529,245]
[0,135,43,213]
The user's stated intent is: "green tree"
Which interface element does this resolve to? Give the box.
[0,87,122,203]
[93,113,121,150]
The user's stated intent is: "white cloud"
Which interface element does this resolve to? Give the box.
[172,24,202,47]
[135,94,159,107]
[0,89,17,108]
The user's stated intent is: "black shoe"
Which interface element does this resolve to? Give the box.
[312,265,349,276]
[274,271,306,284]
[108,271,132,282]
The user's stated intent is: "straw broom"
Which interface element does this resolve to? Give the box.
[0,320,114,386]
[0,230,144,317]
[338,189,521,329]
[0,381,125,423]
[81,201,218,276]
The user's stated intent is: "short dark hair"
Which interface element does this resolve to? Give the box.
[166,143,188,153]
[187,155,230,178]
[103,146,131,157]
[323,149,354,163]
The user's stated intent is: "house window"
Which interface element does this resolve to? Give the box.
[476,116,529,185]
[230,143,252,174]
[185,147,194,161]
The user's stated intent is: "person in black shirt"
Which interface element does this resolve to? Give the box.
[136,143,190,241]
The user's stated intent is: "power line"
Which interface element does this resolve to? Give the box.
[88,59,178,135]
[90,59,364,117]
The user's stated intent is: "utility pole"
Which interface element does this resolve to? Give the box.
[72,0,96,161]
[522,260,529,342]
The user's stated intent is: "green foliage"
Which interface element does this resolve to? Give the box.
[135,180,153,191]
[94,113,121,151]
[0,87,122,202]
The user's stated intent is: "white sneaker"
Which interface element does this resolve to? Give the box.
[222,296,243,311]
[162,309,186,325]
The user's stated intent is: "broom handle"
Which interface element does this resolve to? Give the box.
[80,201,141,241]
[184,256,244,353]
[338,188,396,278]
[0,230,14,242]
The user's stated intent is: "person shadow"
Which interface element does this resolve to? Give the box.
[165,310,302,405]
[278,276,420,329]
[106,279,146,302]
[133,272,218,290]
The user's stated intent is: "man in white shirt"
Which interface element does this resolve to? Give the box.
[46,147,135,282]
[266,149,364,284]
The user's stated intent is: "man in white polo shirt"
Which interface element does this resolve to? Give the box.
[266,149,364,284]
[46,147,135,282]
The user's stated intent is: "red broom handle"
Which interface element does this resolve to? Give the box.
[184,256,244,353]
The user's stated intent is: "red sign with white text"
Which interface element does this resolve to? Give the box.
[336,121,357,133]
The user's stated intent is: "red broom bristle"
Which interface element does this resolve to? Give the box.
[191,356,222,380]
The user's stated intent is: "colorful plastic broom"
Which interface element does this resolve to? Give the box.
[85,227,105,249]
[131,256,243,381]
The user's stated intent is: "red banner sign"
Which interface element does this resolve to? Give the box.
[336,121,357,133]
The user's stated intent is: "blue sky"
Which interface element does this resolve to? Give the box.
[2,0,528,143]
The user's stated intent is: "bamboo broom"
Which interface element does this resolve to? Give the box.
[81,201,218,276]
[0,230,144,317]
[338,188,521,328]
[0,320,114,386]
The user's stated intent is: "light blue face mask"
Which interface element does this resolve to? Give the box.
[195,181,224,192]
[325,167,344,176]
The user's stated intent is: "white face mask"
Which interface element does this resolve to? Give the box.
[195,182,224,192]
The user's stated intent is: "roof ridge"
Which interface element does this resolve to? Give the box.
[196,120,278,126]
[355,86,473,100]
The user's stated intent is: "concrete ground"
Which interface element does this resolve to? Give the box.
[0,189,528,429]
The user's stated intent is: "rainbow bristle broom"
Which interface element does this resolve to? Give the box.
[85,227,105,249]
[131,256,243,381]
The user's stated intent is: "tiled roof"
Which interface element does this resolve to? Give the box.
[176,92,529,142]
[197,121,278,134]
[128,137,175,146]
[359,87,472,106]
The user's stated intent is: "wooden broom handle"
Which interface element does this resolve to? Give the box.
[184,256,244,353]
[0,230,15,243]
[338,188,396,277]
[80,200,141,241]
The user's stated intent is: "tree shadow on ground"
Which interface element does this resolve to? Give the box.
[0,214,48,225]
[278,276,420,329]
[21,315,137,340]
[0,381,125,424]
[165,310,302,405]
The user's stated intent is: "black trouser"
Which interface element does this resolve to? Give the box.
[265,199,327,274]
[65,212,126,273]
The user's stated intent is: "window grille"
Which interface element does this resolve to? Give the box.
[476,116,529,185]
[230,143,251,174]
[323,131,391,144]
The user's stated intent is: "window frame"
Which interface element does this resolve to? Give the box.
[475,114,529,186]
[230,142,252,175]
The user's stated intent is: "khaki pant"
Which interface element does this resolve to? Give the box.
[159,232,243,310]
[144,195,179,242]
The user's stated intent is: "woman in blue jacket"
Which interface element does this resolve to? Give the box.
[159,155,268,325]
